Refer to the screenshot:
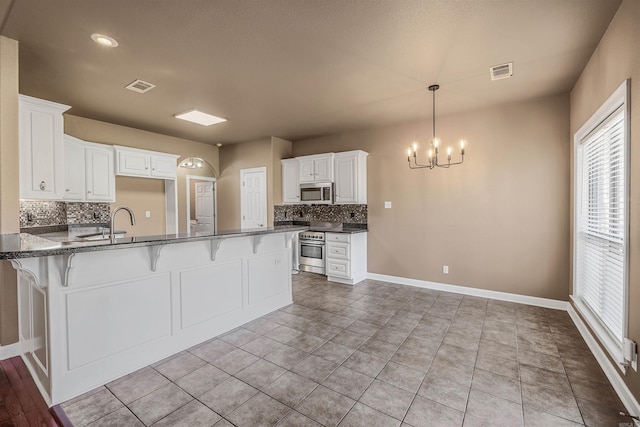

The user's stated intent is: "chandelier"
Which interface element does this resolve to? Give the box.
[407,84,465,169]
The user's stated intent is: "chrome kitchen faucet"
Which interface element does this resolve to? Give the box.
[110,206,136,242]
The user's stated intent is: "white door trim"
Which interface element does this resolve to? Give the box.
[240,167,267,230]
[185,175,217,234]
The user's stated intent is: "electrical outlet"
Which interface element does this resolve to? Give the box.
[146,211,151,218]
[443,265,449,274]
[384,201,392,209]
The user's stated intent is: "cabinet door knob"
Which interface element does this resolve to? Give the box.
[87,191,92,194]
[39,181,46,190]
[65,189,70,192]
[145,167,149,170]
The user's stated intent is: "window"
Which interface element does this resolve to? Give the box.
[573,79,629,369]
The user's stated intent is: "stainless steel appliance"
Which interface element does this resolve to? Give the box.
[300,182,333,204]
[298,222,344,275]
[298,230,326,274]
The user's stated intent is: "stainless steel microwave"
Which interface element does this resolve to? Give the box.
[300,183,333,204]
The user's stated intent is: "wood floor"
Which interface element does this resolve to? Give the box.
[0,356,61,426]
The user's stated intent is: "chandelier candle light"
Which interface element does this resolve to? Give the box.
[407,84,466,169]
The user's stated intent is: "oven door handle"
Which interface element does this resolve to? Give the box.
[300,241,325,246]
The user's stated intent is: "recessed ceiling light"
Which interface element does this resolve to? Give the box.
[174,109,227,126]
[91,33,118,47]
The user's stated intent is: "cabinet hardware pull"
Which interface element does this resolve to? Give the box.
[65,189,70,192]
[39,181,46,190]
[87,191,92,194]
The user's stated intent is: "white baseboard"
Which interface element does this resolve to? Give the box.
[367,273,569,310]
[568,305,640,417]
[366,272,639,418]
[0,342,21,360]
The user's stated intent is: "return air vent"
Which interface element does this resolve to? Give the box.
[125,79,156,93]
[489,62,513,81]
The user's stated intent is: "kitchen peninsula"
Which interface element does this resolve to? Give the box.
[0,226,305,406]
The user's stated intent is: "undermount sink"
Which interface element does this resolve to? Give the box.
[82,233,125,241]
[60,240,111,247]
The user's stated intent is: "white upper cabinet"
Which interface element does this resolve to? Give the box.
[151,155,178,178]
[281,159,300,204]
[334,150,368,204]
[117,149,150,177]
[63,137,86,201]
[85,145,115,201]
[64,135,115,202]
[19,95,71,200]
[298,154,334,183]
[114,146,179,179]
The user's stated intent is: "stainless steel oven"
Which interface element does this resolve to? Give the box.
[298,231,325,274]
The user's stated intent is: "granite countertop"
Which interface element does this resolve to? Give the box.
[0,225,308,260]
[327,228,368,234]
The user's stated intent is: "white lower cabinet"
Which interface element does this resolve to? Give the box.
[325,232,367,285]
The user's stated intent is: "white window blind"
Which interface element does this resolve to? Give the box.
[576,106,626,343]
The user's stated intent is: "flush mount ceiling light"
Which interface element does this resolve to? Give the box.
[179,157,205,169]
[174,109,227,126]
[407,84,466,170]
[91,33,118,47]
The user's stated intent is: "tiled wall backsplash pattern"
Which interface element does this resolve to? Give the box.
[20,200,110,228]
[274,204,367,224]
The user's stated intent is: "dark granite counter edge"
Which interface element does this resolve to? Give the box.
[274,221,368,234]
[0,226,308,260]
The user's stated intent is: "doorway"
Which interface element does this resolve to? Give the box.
[186,175,217,234]
[240,167,267,230]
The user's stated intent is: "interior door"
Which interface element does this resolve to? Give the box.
[195,181,215,233]
[241,167,267,230]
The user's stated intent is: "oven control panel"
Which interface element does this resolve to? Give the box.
[299,232,325,241]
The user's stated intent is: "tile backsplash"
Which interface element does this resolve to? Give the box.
[274,204,367,224]
[20,200,110,228]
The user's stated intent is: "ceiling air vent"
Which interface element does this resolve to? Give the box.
[489,62,513,81]
[125,79,156,94]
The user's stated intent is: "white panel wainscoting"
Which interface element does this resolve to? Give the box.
[10,230,296,406]
[65,274,172,370]
[179,260,243,329]
[247,253,290,306]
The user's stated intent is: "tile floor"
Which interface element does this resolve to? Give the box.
[61,273,631,426]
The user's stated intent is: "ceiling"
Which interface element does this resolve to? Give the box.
[0,0,621,145]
